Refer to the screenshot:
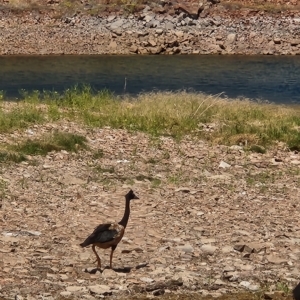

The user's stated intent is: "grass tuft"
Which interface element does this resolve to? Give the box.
[1,86,300,150]
[10,131,88,156]
[0,150,27,163]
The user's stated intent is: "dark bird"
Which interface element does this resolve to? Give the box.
[80,189,139,269]
[293,282,300,300]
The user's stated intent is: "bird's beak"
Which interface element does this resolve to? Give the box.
[133,195,139,200]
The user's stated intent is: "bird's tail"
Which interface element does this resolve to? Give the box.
[79,242,87,247]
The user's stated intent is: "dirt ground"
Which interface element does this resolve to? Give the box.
[0,121,300,299]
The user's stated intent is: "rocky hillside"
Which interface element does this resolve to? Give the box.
[0,0,299,16]
[0,0,299,55]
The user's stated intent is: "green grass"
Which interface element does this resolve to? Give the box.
[0,150,27,163]
[0,131,88,163]
[1,86,300,151]
[11,131,88,156]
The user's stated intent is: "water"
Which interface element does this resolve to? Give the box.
[1,55,300,104]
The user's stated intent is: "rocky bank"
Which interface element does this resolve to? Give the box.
[0,1,300,55]
[0,120,300,299]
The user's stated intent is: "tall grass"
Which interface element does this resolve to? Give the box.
[1,86,300,149]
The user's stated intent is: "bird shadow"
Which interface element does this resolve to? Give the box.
[110,266,132,273]
[85,262,148,274]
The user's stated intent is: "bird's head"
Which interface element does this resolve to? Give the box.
[125,189,139,201]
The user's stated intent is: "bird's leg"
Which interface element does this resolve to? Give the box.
[110,245,117,269]
[92,245,101,269]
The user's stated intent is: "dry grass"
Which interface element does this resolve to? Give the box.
[1,0,149,14]
[1,0,298,14]
[221,0,300,12]
[1,87,300,151]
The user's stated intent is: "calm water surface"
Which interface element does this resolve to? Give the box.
[1,55,300,104]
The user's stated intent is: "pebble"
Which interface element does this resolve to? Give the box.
[176,244,194,253]
[89,285,112,295]
[200,244,218,255]
[66,286,86,293]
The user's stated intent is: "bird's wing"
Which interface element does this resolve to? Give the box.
[80,223,123,247]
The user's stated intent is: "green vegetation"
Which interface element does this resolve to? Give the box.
[10,131,88,155]
[0,86,300,152]
[0,131,87,163]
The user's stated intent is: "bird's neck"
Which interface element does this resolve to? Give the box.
[118,199,130,228]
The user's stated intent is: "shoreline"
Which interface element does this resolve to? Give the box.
[1,9,300,56]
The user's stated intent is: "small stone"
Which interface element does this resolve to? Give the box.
[230,145,243,150]
[240,281,251,289]
[60,174,85,185]
[60,291,72,297]
[110,19,124,30]
[175,187,190,193]
[137,31,149,37]
[223,265,235,272]
[108,41,118,49]
[102,268,118,278]
[221,246,233,253]
[239,281,259,291]
[155,29,163,35]
[140,277,154,283]
[273,37,281,44]
[214,279,226,285]
[129,45,138,53]
[266,255,287,264]
[219,161,231,168]
[176,244,194,253]
[66,286,85,292]
[107,15,116,22]
[234,244,245,252]
[148,39,157,47]
[249,284,260,291]
[264,292,275,299]
[290,39,300,46]
[227,33,237,43]
[153,289,165,296]
[43,164,52,169]
[200,244,217,255]
[89,285,111,295]
[60,274,69,281]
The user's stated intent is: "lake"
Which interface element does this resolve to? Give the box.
[1,55,300,104]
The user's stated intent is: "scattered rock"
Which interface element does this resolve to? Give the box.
[176,244,194,253]
[89,285,112,296]
[227,33,237,44]
[0,121,298,298]
[153,289,165,296]
[219,161,231,168]
[240,281,259,291]
[266,255,288,265]
[66,286,86,293]
[200,244,217,255]
[146,280,183,292]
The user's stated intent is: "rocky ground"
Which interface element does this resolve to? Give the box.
[0,121,300,299]
[0,0,300,55]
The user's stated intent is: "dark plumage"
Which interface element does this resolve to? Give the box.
[293,282,300,300]
[80,189,139,269]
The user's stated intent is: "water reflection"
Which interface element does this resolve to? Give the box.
[0,55,300,103]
